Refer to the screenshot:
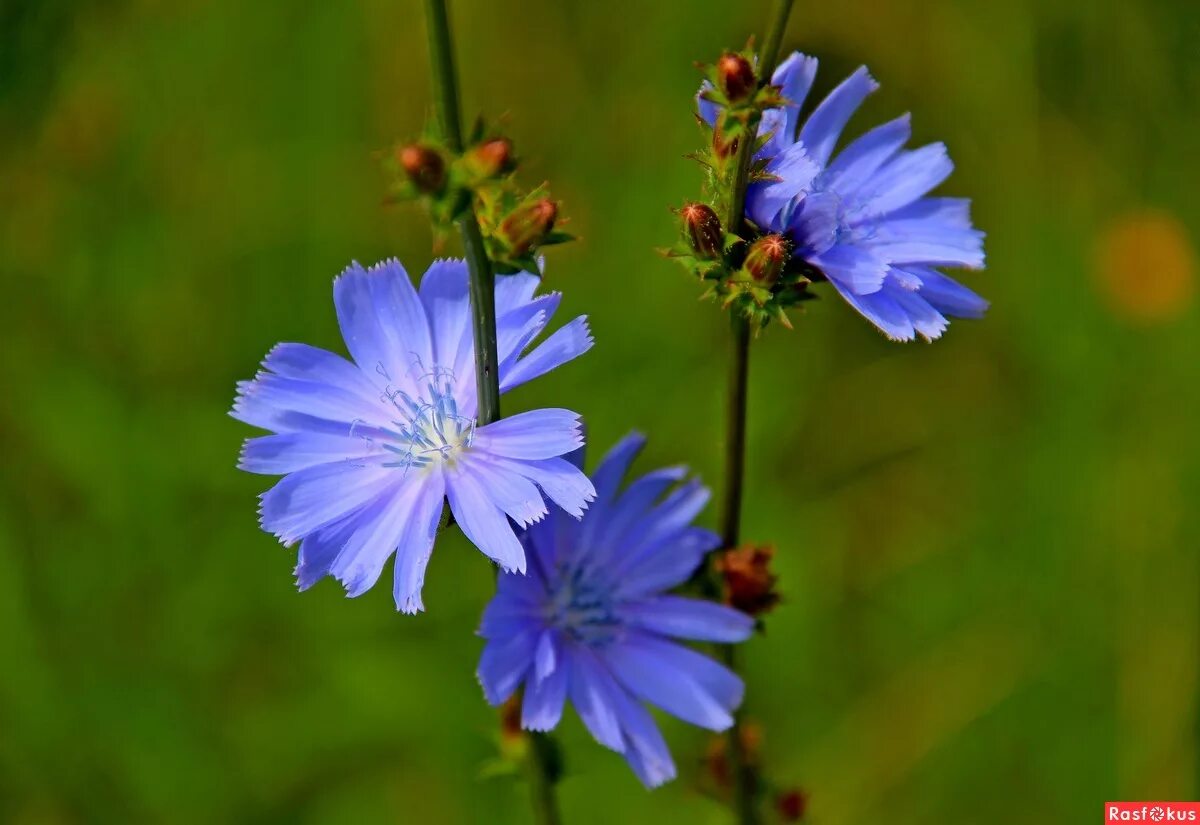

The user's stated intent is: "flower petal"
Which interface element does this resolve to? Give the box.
[489,456,596,520]
[799,65,879,168]
[445,464,527,573]
[620,596,754,643]
[812,243,889,296]
[605,680,676,788]
[859,142,954,216]
[568,650,627,751]
[259,461,394,544]
[603,635,740,731]
[391,470,445,613]
[472,409,584,460]
[418,259,471,376]
[477,628,538,705]
[522,654,568,731]
[238,431,380,475]
[827,277,917,341]
[231,373,382,434]
[908,266,989,318]
[823,113,911,197]
[499,316,593,393]
[604,633,734,733]
[458,453,548,528]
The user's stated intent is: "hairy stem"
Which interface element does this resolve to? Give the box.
[424,0,501,427]
[423,2,560,822]
[714,1,796,823]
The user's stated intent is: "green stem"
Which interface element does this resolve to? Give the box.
[713,2,795,823]
[423,3,560,823]
[424,0,501,427]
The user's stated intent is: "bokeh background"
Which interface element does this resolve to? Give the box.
[2,0,1198,822]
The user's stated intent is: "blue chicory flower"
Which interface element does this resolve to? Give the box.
[476,433,754,787]
[702,52,988,341]
[233,258,595,612]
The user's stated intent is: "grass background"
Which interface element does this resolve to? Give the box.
[1,0,1198,822]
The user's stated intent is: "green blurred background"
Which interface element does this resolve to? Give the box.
[2,0,1198,822]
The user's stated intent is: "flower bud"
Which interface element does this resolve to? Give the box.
[397,142,446,194]
[681,202,723,259]
[744,234,789,286]
[498,198,557,256]
[712,123,739,161]
[715,543,779,616]
[463,137,516,180]
[776,789,808,822]
[717,52,756,103]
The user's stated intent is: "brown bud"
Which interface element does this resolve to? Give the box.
[498,198,557,256]
[397,143,446,194]
[715,543,779,616]
[704,722,763,791]
[499,694,523,744]
[712,123,739,160]
[744,234,789,286]
[464,137,516,179]
[681,202,723,259]
[776,789,808,822]
[717,52,756,103]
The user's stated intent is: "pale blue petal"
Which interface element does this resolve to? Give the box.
[260,343,384,406]
[522,655,568,731]
[472,409,584,460]
[458,454,548,528]
[392,471,445,613]
[823,113,911,197]
[605,681,677,788]
[258,461,393,544]
[620,596,754,643]
[569,650,626,751]
[799,65,879,167]
[771,51,820,143]
[827,276,917,341]
[908,267,989,319]
[490,456,596,520]
[329,478,419,598]
[238,431,379,475]
[746,141,820,230]
[495,272,541,316]
[616,526,720,598]
[445,464,527,573]
[888,286,949,341]
[812,243,889,295]
[603,636,738,730]
[499,316,593,392]
[859,142,954,216]
[477,628,538,705]
[418,259,470,374]
[231,373,383,433]
[696,81,718,126]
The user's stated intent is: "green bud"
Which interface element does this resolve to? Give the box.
[463,137,516,180]
[498,198,557,256]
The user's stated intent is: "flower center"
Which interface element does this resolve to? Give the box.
[375,366,476,472]
[545,565,620,647]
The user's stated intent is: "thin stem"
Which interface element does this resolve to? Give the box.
[423,3,559,822]
[424,0,501,427]
[713,1,795,823]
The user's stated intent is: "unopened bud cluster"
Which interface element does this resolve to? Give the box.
[663,46,813,329]
[385,124,572,273]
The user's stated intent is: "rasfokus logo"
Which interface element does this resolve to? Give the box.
[1107,803,1200,822]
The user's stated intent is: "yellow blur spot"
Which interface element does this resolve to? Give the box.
[1094,210,1196,324]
